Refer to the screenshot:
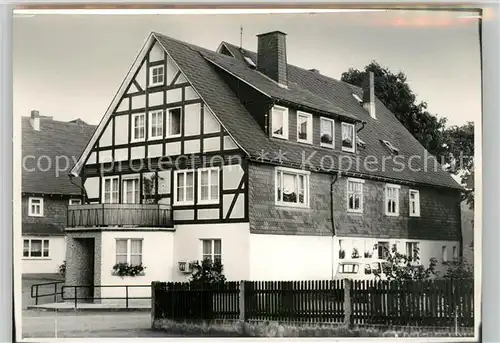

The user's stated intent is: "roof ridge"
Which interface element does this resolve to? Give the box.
[221,40,364,93]
[21,116,96,127]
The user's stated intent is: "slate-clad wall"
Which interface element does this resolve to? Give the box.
[248,162,462,241]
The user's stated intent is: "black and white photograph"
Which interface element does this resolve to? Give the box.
[14,7,480,340]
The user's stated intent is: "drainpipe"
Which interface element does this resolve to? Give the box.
[69,174,89,204]
[330,170,341,279]
[356,121,366,133]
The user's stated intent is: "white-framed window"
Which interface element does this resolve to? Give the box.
[442,246,448,262]
[198,167,219,204]
[341,122,356,152]
[377,242,390,259]
[28,197,44,216]
[409,189,420,217]
[149,110,164,140]
[347,178,364,213]
[131,113,145,142]
[452,246,458,260]
[271,105,289,139]
[122,176,140,204]
[69,199,82,206]
[103,176,119,204]
[297,111,313,144]
[384,184,400,216]
[320,117,334,148]
[406,242,420,262]
[275,167,310,207]
[23,238,49,258]
[166,107,182,138]
[115,238,143,266]
[149,65,164,87]
[201,239,222,263]
[173,170,195,205]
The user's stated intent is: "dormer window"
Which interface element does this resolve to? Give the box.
[297,111,313,144]
[149,65,164,87]
[320,117,334,148]
[381,140,399,154]
[271,105,288,140]
[341,123,356,153]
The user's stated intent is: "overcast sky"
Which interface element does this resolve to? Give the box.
[13,10,481,127]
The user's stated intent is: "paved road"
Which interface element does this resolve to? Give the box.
[22,310,176,338]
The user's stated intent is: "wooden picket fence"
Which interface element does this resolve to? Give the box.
[151,278,474,328]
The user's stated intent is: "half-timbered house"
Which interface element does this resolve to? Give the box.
[65,31,463,301]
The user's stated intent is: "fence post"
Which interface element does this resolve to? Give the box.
[239,281,246,321]
[343,279,352,327]
[151,282,157,328]
[126,286,129,309]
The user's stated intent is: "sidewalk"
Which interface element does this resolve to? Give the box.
[27,300,151,312]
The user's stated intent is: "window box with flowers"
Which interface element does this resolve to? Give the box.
[112,262,146,278]
[112,238,145,278]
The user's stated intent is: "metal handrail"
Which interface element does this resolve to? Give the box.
[31,281,65,305]
[61,284,152,308]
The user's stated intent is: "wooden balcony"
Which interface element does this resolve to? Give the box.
[67,204,173,228]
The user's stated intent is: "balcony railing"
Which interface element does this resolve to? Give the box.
[67,204,173,228]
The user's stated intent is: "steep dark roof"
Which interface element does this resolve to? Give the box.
[155,33,461,190]
[22,117,96,195]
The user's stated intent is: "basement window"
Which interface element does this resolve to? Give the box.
[271,105,289,140]
[381,140,399,155]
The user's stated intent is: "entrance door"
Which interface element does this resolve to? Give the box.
[80,238,95,302]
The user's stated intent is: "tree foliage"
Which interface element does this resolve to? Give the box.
[376,244,438,281]
[441,257,474,280]
[341,61,474,203]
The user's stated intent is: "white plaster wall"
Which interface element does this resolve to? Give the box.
[149,43,164,62]
[84,177,99,199]
[114,115,129,145]
[22,236,66,274]
[249,234,335,281]
[99,123,113,147]
[173,223,250,282]
[99,230,174,302]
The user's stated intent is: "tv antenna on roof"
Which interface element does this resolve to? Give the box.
[240,25,243,49]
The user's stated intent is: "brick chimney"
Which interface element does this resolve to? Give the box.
[30,110,40,131]
[362,72,376,119]
[256,31,288,85]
